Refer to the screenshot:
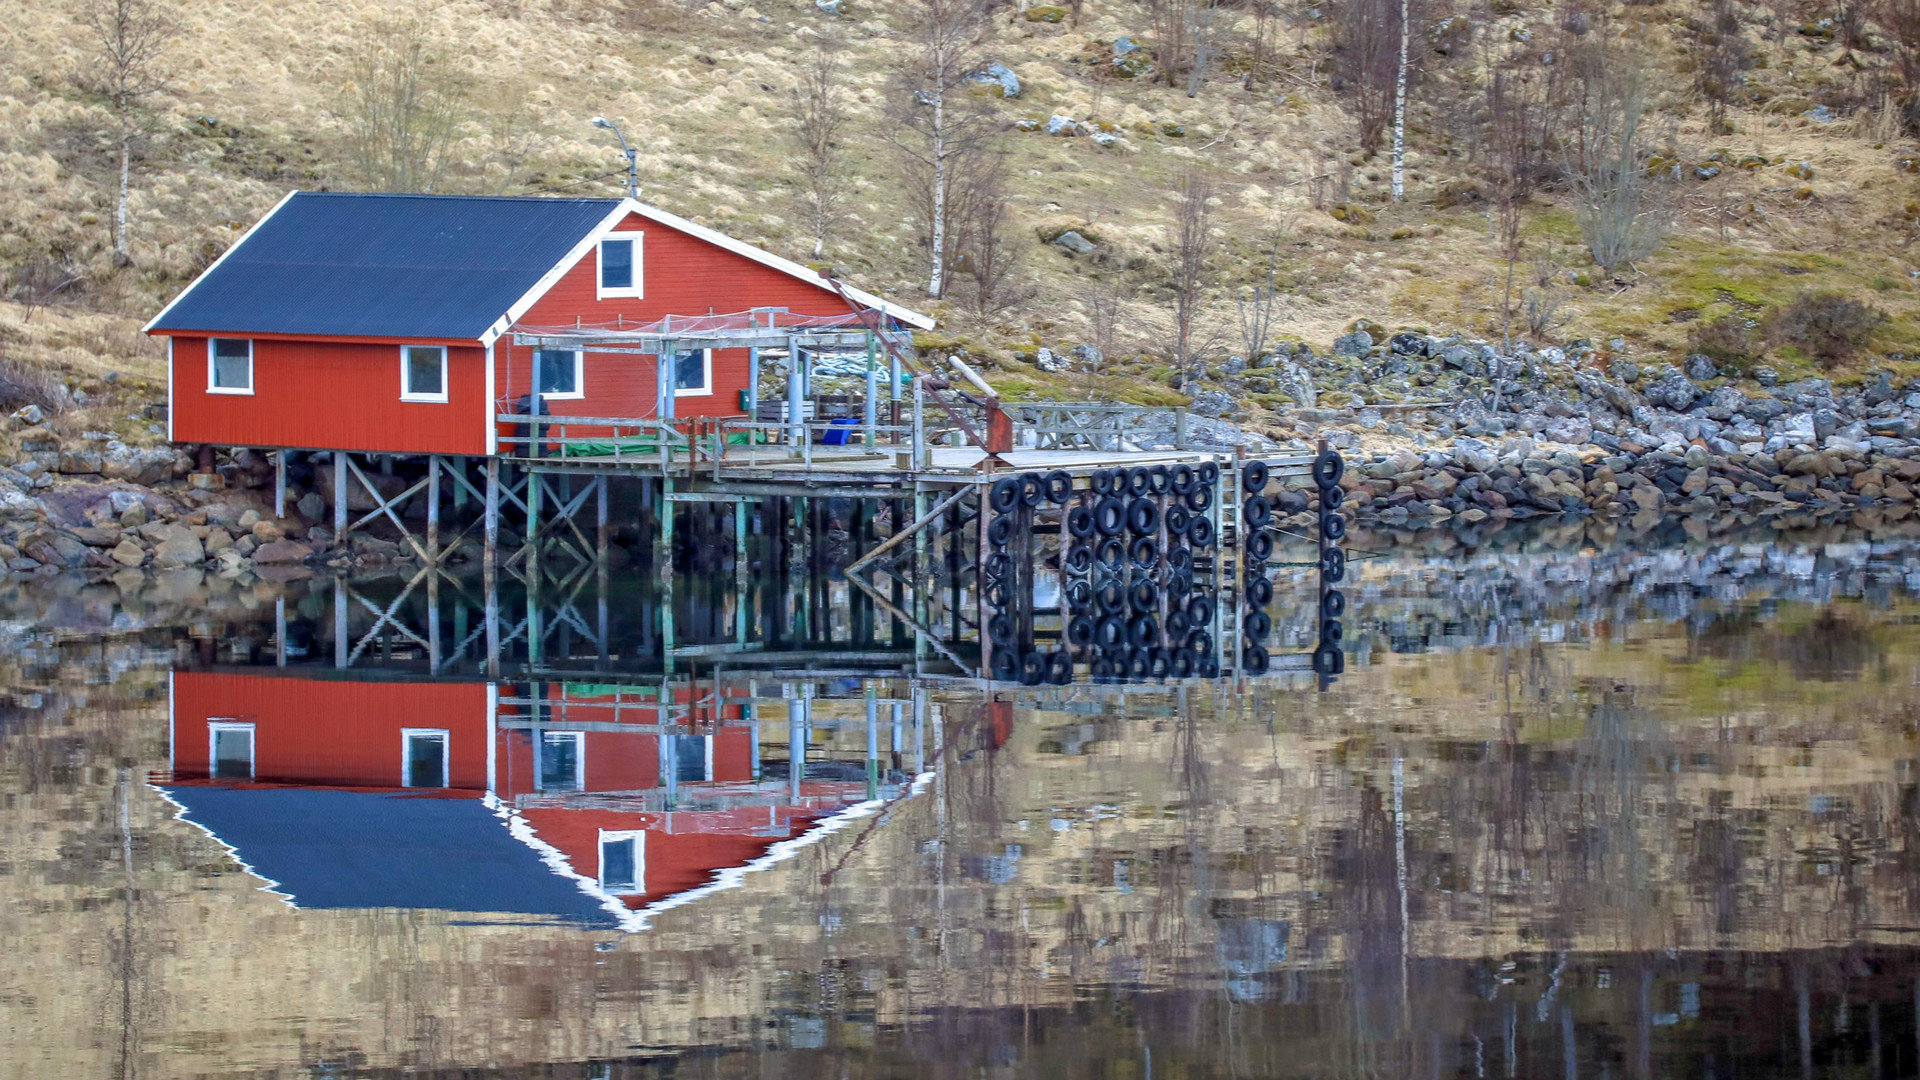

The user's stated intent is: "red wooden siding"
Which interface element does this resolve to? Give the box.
[169,336,488,455]
[170,672,491,789]
[497,212,867,426]
[519,806,826,907]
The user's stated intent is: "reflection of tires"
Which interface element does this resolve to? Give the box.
[1068,615,1096,647]
[1242,495,1272,529]
[1242,645,1270,675]
[1321,514,1346,541]
[1096,579,1125,615]
[987,515,1012,548]
[1091,654,1115,680]
[1312,449,1345,489]
[1020,651,1047,685]
[984,550,1013,580]
[1247,575,1273,607]
[1097,537,1125,572]
[1246,530,1274,562]
[1322,548,1347,583]
[1166,607,1191,640]
[1129,614,1159,649]
[1170,464,1196,495]
[1066,579,1092,610]
[1128,648,1152,680]
[988,613,1016,646]
[1188,517,1215,548]
[1065,546,1093,576]
[991,650,1019,681]
[983,580,1009,608]
[1096,496,1126,537]
[1096,615,1127,649]
[1067,505,1096,538]
[1320,589,1346,619]
[1168,546,1194,574]
[1170,648,1196,679]
[1044,470,1073,503]
[1312,644,1343,675]
[1129,578,1159,612]
[1148,649,1170,679]
[1321,618,1343,642]
[1167,570,1192,601]
[1242,460,1269,492]
[1047,650,1073,684]
[1197,652,1221,679]
[1242,609,1271,642]
[989,477,1020,512]
[1188,629,1214,656]
[1129,535,1159,569]
[1186,594,1214,626]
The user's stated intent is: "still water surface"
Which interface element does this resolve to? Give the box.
[4,522,1920,1077]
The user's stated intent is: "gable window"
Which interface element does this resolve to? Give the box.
[536,349,583,400]
[209,721,255,780]
[537,731,584,792]
[208,338,253,395]
[400,345,448,402]
[596,233,644,300]
[598,829,646,893]
[402,728,449,788]
[672,349,711,398]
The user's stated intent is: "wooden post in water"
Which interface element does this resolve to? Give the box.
[274,450,286,519]
[333,452,347,536]
[426,455,441,563]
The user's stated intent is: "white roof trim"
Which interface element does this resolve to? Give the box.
[482,197,936,345]
[143,189,300,335]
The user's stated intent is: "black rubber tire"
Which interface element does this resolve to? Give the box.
[1321,484,1345,510]
[1164,505,1192,536]
[1092,469,1116,495]
[1097,537,1125,572]
[1242,645,1270,675]
[1068,505,1096,539]
[1066,579,1093,610]
[1129,535,1159,569]
[987,515,1013,548]
[1242,609,1271,642]
[1168,546,1194,574]
[1197,653,1222,679]
[1189,630,1214,656]
[1148,649,1170,679]
[1247,575,1273,607]
[1127,498,1158,536]
[1167,570,1192,601]
[1127,467,1152,496]
[1044,470,1073,503]
[1095,496,1126,537]
[1097,614,1128,649]
[991,650,1020,682]
[1019,473,1045,507]
[989,477,1020,512]
[1065,545,1093,576]
[1321,618,1343,642]
[1170,464,1196,495]
[1312,449,1345,489]
[1186,486,1213,514]
[1242,460,1270,492]
[984,579,1009,609]
[1170,648,1196,679]
[1243,495,1273,529]
[988,613,1017,647]
[1321,514,1346,541]
[1187,595,1214,627]
[1129,578,1159,612]
[1198,461,1220,486]
[1148,464,1171,494]
[1096,579,1125,615]
[1068,614,1096,647]
[1320,589,1346,619]
[1322,548,1347,583]
[1129,614,1160,649]
[1127,648,1152,680]
[1188,517,1215,548]
[1312,644,1343,676]
[1091,654,1115,680]
[1166,607,1191,640]
[1020,651,1047,686]
[1047,651,1073,685]
[1246,530,1274,562]
[985,550,1013,580]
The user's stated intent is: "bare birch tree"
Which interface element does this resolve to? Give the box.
[82,0,177,265]
[790,42,848,259]
[1236,220,1292,362]
[1332,0,1399,149]
[1390,0,1410,198]
[342,17,470,193]
[888,0,999,299]
[1565,48,1670,276]
[954,156,1031,315]
[1170,168,1218,383]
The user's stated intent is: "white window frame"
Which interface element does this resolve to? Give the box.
[536,730,586,792]
[536,348,585,401]
[671,348,714,399]
[208,720,255,780]
[399,344,449,403]
[207,338,254,395]
[597,829,646,893]
[401,727,451,789]
[595,231,644,300]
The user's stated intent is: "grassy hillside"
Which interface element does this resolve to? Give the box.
[3,0,1920,442]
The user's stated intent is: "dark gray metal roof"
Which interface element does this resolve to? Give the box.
[148,192,623,340]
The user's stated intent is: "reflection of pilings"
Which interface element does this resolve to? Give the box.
[789,689,807,803]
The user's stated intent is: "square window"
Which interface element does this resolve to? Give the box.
[403,729,448,788]
[538,731,583,791]
[537,349,581,398]
[401,345,447,401]
[209,338,253,394]
[668,734,710,783]
[209,722,254,780]
[672,349,710,397]
[596,233,643,299]
[598,831,644,892]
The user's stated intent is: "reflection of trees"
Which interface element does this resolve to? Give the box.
[1783,611,1879,683]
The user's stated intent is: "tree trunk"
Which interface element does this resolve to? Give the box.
[929,94,947,299]
[1390,0,1408,202]
[115,110,132,265]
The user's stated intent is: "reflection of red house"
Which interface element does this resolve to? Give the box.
[164,672,884,920]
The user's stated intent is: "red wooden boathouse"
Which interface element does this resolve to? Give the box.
[145,192,933,458]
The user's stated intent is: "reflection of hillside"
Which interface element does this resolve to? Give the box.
[1,553,1919,1075]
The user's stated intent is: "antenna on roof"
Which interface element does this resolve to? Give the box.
[591,117,640,201]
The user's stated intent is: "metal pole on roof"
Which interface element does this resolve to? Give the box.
[591,117,639,200]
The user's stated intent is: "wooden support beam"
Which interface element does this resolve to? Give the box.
[274,450,286,519]
[845,486,970,579]
[333,452,347,536]
[427,454,441,563]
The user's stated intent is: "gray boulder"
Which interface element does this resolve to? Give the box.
[1684,353,1719,381]
[1050,230,1096,256]
[1645,373,1700,412]
[1034,347,1068,373]
[973,62,1020,98]
[1332,331,1373,357]
[1703,385,1747,421]
[1753,366,1779,386]
[1608,360,1640,384]
[1188,390,1236,418]
[1388,332,1426,357]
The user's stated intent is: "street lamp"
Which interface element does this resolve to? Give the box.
[591,116,638,201]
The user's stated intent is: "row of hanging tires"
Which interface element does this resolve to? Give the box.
[1312,448,1347,677]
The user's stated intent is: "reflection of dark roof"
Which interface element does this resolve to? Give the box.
[160,785,616,925]
[147,193,621,340]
